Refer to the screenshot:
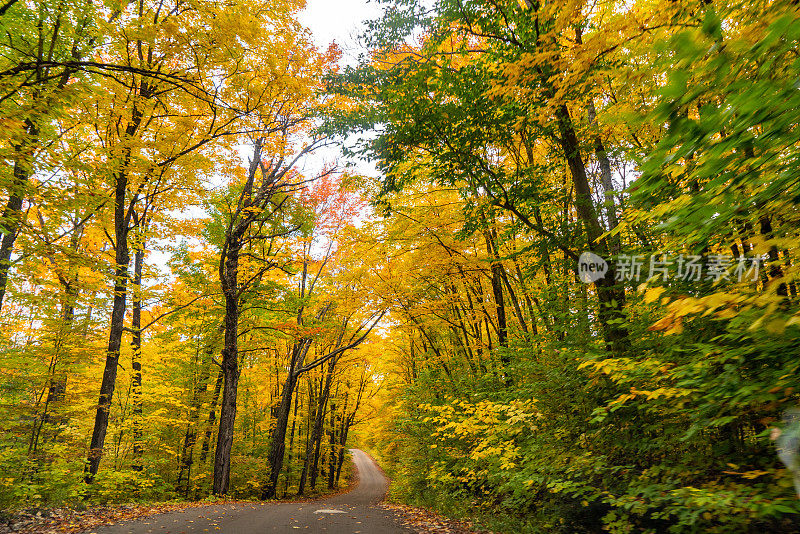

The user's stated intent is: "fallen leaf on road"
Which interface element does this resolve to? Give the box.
[380,503,491,534]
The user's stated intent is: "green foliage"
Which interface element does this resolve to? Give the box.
[0,445,84,509]
[89,469,175,505]
[356,1,800,533]
[2,0,800,530]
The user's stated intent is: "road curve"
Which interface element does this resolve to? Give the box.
[93,449,410,534]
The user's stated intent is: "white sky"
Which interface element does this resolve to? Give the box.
[299,0,382,54]
[297,0,383,180]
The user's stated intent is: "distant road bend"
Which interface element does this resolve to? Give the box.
[95,449,410,533]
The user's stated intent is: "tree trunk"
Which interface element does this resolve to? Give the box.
[483,229,508,357]
[575,26,621,254]
[85,95,144,482]
[130,244,144,471]
[213,241,241,495]
[555,104,628,350]
[307,358,335,492]
[178,330,218,494]
[0,122,38,314]
[199,368,224,465]
[28,280,77,454]
[0,8,90,313]
[262,283,377,498]
[759,215,787,297]
[298,378,317,495]
[262,338,313,499]
[327,402,337,490]
[284,379,302,497]
[85,193,130,482]
[0,161,29,313]
[335,416,353,486]
[262,358,301,499]
[333,391,351,487]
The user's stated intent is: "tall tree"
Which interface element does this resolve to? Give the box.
[0,0,97,313]
[212,135,318,495]
[83,0,316,481]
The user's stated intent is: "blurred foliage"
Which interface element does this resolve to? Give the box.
[348,1,800,532]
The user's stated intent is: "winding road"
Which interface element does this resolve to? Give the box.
[93,449,411,534]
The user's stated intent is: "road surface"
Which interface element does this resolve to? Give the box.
[93,449,411,534]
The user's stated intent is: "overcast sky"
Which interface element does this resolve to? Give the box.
[299,0,383,56]
[296,0,384,179]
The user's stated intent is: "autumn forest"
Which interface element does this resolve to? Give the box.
[1,0,800,532]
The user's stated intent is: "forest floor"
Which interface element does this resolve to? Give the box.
[0,501,214,534]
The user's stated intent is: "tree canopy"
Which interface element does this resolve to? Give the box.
[1,0,800,532]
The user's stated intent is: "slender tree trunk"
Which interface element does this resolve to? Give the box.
[85,95,144,482]
[178,331,218,494]
[326,402,337,490]
[213,241,241,495]
[0,121,38,314]
[263,339,312,499]
[575,26,621,253]
[483,229,508,351]
[298,378,317,495]
[130,244,144,471]
[212,137,290,495]
[587,102,620,242]
[759,215,787,297]
[29,281,77,454]
[199,368,224,465]
[498,265,528,336]
[33,217,86,452]
[262,284,375,497]
[332,391,351,487]
[0,161,28,313]
[0,7,90,313]
[262,360,301,498]
[335,415,353,486]
[307,358,335,492]
[284,380,301,497]
[85,186,131,482]
[555,104,628,349]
